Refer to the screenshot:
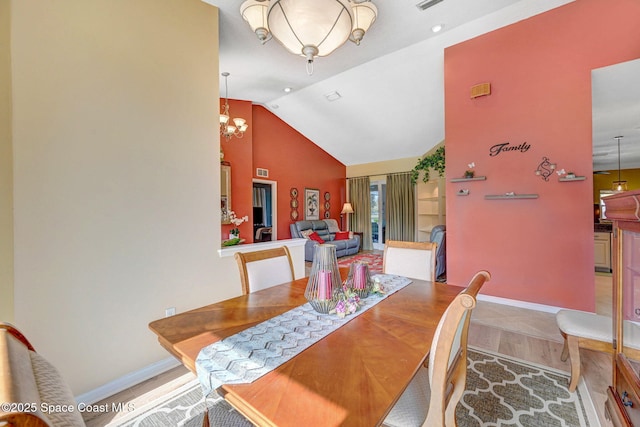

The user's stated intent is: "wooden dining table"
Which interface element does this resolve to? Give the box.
[148,270,462,427]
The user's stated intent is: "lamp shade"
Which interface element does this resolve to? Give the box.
[341,202,354,214]
[351,2,377,44]
[267,0,353,59]
[240,0,271,43]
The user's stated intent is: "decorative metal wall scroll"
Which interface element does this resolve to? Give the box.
[535,157,556,181]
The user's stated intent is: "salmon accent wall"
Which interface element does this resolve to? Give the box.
[220,99,254,241]
[221,101,346,242]
[252,106,346,240]
[444,0,640,310]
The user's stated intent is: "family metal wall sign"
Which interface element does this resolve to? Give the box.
[489,141,531,157]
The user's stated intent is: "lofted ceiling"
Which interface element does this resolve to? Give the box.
[592,58,640,173]
[205,0,576,166]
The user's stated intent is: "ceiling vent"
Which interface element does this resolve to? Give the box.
[416,0,444,11]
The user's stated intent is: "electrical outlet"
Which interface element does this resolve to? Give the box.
[165,307,176,317]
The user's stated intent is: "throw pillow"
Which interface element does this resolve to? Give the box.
[334,231,350,241]
[300,229,314,239]
[309,231,325,243]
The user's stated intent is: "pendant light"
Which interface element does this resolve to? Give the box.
[612,135,627,192]
[219,72,248,141]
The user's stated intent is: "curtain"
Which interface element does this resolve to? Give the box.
[348,176,372,251]
[385,172,415,241]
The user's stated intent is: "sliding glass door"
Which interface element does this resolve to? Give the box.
[370,181,386,250]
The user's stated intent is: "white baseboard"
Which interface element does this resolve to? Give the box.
[75,357,180,405]
[476,294,563,314]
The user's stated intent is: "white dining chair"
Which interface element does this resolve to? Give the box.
[383,270,491,427]
[383,240,437,282]
[234,246,295,295]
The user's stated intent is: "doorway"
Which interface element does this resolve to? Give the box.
[370,180,386,250]
[253,179,277,242]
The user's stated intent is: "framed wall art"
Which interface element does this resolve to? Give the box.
[304,188,320,220]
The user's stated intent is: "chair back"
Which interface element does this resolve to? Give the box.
[382,240,437,282]
[234,246,295,295]
[1,323,86,427]
[425,270,490,427]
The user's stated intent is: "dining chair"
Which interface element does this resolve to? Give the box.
[382,240,437,282]
[383,270,491,427]
[234,246,295,295]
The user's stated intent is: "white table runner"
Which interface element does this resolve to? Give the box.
[195,274,412,396]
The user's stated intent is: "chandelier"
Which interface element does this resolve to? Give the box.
[240,0,378,75]
[612,135,628,192]
[220,72,248,140]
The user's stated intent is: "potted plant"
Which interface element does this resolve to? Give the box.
[464,162,475,178]
[228,211,248,240]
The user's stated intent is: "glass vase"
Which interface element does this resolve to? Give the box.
[305,244,341,313]
[345,261,373,298]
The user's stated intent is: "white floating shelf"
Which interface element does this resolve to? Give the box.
[558,176,586,182]
[485,194,539,200]
[450,176,487,183]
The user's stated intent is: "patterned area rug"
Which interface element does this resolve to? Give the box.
[337,252,383,273]
[105,379,251,427]
[458,348,599,427]
[107,347,598,426]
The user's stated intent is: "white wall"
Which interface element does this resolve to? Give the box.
[10,0,240,394]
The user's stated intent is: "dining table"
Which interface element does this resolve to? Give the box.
[148,269,462,427]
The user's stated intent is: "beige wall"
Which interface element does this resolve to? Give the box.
[0,1,13,322]
[10,0,236,394]
[346,157,418,179]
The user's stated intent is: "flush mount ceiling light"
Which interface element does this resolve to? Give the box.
[219,72,248,141]
[612,135,627,192]
[240,0,378,75]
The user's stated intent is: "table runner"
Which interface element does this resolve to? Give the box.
[195,274,412,396]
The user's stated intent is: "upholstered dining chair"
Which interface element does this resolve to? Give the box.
[383,240,437,282]
[383,270,491,427]
[234,246,295,295]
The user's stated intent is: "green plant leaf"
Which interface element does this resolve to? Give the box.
[411,146,445,183]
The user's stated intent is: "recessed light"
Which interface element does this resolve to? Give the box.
[431,24,444,33]
[271,104,279,109]
[284,87,292,93]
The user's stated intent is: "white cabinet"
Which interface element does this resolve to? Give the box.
[595,231,612,272]
[415,173,445,242]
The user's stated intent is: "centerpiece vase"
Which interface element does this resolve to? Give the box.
[305,244,341,313]
[345,261,373,298]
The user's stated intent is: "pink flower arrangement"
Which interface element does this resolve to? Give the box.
[330,286,362,318]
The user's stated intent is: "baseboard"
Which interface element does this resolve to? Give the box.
[75,357,181,405]
[476,294,562,314]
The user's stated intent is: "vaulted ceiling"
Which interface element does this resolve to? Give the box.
[206,0,577,166]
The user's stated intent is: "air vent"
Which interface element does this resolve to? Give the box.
[416,0,444,11]
[256,168,269,178]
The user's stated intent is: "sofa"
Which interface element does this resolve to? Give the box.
[290,219,361,261]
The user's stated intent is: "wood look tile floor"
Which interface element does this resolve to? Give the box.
[84,272,614,426]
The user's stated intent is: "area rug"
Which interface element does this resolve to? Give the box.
[107,347,598,426]
[337,252,383,274]
[106,379,251,427]
[457,348,599,427]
